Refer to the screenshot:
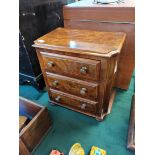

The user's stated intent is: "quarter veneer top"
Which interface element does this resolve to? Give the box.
[33,28,126,57]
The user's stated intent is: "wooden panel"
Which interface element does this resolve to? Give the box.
[63,8,134,22]
[33,28,126,57]
[64,20,134,89]
[41,52,101,81]
[19,97,52,153]
[19,97,42,117]
[102,55,118,112]
[63,0,135,22]
[20,108,51,152]
[127,95,135,151]
[46,72,99,101]
[19,138,30,155]
[49,89,98,114]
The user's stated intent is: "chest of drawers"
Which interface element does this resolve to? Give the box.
[33,28,126,121]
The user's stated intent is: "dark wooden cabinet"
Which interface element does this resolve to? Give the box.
[33,28,126,120]
[19,0,65,90]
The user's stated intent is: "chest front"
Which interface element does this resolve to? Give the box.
[33,28,126,121]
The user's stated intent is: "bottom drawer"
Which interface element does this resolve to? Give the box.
[49,89,98,114]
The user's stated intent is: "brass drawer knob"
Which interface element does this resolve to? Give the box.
[53,80,59,87]
[80,88,87,95]
[47,61,55,67]
[55,96,61,102]
[81,103,86,110]
[80,66,88,74]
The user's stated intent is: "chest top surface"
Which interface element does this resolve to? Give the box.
[33,28,126,57]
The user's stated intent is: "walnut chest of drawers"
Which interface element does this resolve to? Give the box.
[33,28,126,121]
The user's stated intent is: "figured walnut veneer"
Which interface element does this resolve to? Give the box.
[33,28,126,120]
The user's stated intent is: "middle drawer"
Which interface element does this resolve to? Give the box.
[46,72,99,101]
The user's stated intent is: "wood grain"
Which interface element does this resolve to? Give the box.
[63,0,135,90]
[127,95,135,151]
[33,28,126,57]
[41,51,101,81]
[19,138,30,155]
[34,28,126,120]
[49,88,98,114]
[46,72,99,101]
[19,97,42,117]
[63,0,135,22]
[19,97,52,154]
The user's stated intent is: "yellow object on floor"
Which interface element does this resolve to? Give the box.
[69,143,85,155]
[90,146,106,155]
[19,115,28,131]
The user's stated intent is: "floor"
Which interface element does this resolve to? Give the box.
[19,72,135,155]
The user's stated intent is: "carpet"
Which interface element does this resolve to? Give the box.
[19,72,135,155]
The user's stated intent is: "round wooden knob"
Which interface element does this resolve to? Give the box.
[53,80,59,87]
[80,66,88,74]
[47,61,55,67]
[80,88,87,95]
[81,103,86,110]
[55,96,61,102]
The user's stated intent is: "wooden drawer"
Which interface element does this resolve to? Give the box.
[41,52,100,81]
[49,89,98,114]
[46,73,98,101]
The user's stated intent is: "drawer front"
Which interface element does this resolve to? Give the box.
[47,73,98,101]
[41,52,100,81]
[49,89,97,114]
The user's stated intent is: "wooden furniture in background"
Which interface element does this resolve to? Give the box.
[33,28,126,120]
[127,95,135,151]
[63,0,135,89]
[19,0,66,90]
[19,97,52,155]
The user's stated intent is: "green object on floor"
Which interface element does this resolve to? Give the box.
[19,72,135,155]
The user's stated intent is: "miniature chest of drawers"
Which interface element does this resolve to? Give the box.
[33,28,126,121]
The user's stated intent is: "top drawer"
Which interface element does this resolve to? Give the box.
[41,52,100,81]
